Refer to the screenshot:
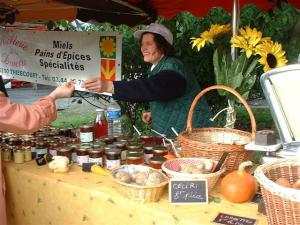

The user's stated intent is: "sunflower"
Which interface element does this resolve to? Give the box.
[231,26,264,58]
[256,41,288,72]
[191,24,231,51]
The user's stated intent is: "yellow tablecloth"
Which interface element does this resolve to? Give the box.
[3,161,267,225]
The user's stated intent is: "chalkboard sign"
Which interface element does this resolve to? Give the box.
[213,213,257,225]
[169,178,208,204]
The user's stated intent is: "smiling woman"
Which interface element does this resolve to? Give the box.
[81,23,214,137]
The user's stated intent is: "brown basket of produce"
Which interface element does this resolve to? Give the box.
[178,85,256,173]
[254,159,300,225]
[111,165,169,203]
[162,158,226,192]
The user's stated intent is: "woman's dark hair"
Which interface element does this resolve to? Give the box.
[140,32,175,57]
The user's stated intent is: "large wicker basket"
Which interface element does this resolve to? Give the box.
[254,159,300,225]
[111,165,169,203]
[178,85,256,173]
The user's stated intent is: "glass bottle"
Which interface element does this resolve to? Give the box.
[94,108,108,139]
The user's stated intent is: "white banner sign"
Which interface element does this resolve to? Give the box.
[0,30,122,91]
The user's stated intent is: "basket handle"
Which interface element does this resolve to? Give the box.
[187,85,256,139]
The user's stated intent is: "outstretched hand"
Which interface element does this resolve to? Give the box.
[49,81,75,100]
[81,77,113,93]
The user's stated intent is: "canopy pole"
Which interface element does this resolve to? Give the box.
[231,0,240,60]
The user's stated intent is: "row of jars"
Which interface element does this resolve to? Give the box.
[54,140,169,170]
[0,132,172,170]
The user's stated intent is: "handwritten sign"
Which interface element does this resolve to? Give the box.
[0,30,122,92]
[213,213,257,225]
[169,178,208,204]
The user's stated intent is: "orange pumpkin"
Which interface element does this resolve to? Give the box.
[220,161,258,203]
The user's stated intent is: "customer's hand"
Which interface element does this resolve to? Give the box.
[81,77,113,93]
[49,81,75,100]
[142,112,152,124]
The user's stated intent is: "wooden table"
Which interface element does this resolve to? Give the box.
[3,161,268,225]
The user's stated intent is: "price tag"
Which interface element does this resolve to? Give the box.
[169,178,208,204]
[213,213,257,225]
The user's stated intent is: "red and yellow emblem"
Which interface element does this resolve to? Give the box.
[101,59,116,81]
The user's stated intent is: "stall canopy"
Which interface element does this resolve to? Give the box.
[1,0,300,26]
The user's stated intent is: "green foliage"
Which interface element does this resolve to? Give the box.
[214,50,258,101]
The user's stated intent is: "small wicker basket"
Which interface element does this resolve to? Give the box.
[111,165,169,203]
[178,85,256,173]
[162,158,225,192]
[254,159,300,225]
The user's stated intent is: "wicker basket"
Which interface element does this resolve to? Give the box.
[254,159,300,225]
[111,165,169,203]
[178,85,256,173]
[162,158,226,192]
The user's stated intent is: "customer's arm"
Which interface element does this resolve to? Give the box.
[82,70,186,102]
[0,81,74,134]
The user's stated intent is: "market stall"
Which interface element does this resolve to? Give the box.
[3,160,267,225]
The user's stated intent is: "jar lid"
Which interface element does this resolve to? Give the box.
[114,141,126,148]
[143,144,155,150]
[57,147,72,152]
[105,148,121,155]
[149,156,166,164]
[127,144,141,149]
[89,149,103,154]
[152,146,168,153]
[96,108,105,112]
[127,152,143,159]
[77,147,88,152]
[127,148,143,153]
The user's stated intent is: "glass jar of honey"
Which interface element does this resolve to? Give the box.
[24,146,32,162]
[126,152,143,165]
[80,124,94,143]
[105,148,121,170]
[143,144,155,164]
[149,156,167,170]
[14,149,25,164]
[35,140,48,158]
[57,147,72,162]
[1,147,11,162]
[152,146,168,157]
[76,147,89,166]
[114,141,127,162]
[139,135,153,144]
[88,149,103,166]
[49,142,58,156]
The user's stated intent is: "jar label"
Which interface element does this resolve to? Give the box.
[89,157,103,166]
[77,155,89,166]
[106,159,120,170]
[80,132,93,143]
[107,111,121,120]
[36,148,47,157]
[49,149,57,156]
[144,153,153,164]
[71,152,77,162]
[121,150,127,161]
